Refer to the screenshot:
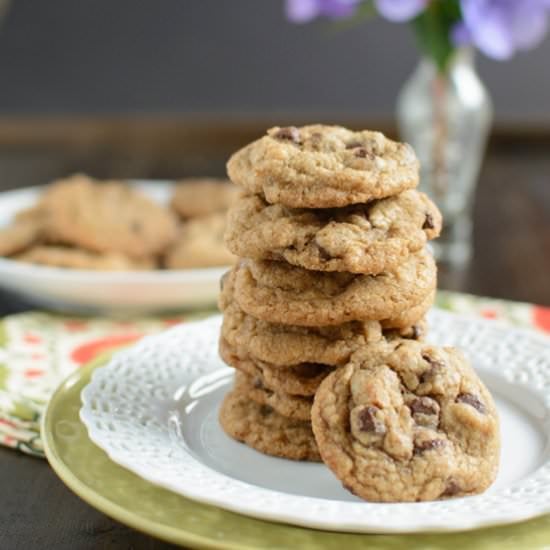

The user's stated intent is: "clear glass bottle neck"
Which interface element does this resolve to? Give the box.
[419,48,476,76]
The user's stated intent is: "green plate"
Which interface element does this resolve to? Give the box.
[43,359,550,549]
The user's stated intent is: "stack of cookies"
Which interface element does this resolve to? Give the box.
[218,125,500,501]
[218,124,440,458]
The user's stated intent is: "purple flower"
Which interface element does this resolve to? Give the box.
[374,0,427,22]
[455,0,550,60]
[285,0,362,23]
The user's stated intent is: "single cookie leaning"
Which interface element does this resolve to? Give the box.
[311,341,500,502]
[220,300,426,368]
[219,386,320,462]
[227,125,419,208]
[40,174,178,259]
[228,248,436,328]
[225,190,441,274]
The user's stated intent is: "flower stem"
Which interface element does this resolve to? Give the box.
[432,73,449,198]
[412,0,462,73]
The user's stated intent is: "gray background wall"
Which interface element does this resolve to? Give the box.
[0,0,548,124]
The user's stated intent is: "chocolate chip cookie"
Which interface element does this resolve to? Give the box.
[171,178,240,219]
[311,341,500,502]
[0,216,43,257]
[226,248,436,328]
[164,212,237,269]
[227,125,419,208]
[41,174,178,259]
[15,245,154,270]
[225,190,441,274]
[219,385,320,461]
[234,371,313,422]
[220,299,425,368]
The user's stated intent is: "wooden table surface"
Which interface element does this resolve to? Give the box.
[0,125,548,549]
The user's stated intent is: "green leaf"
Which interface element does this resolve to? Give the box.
[412,0,462,72]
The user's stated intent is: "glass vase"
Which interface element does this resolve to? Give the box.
[396,48,492,266]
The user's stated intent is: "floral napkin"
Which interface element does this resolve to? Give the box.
[0,309,215,456]
[1,292,549,457]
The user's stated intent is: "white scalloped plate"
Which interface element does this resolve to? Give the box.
[0,181,226,313]
[80,310,550,533]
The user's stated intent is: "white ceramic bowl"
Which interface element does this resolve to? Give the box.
[0,181,226,313]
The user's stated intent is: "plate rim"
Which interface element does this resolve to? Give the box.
[78,311,550,534]
[42,358,250,550]
[42,318,550,549]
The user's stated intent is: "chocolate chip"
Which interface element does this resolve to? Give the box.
[421,353,445,369]
[274,126,301,144]
[316,243,332,261]
[253,377,263,389]
[291,363,329,379]
[440,480,461,497]
[420,354,446,383]
[419,371,430,384]
[422,213,435,230]
[353,147,374,159]
[410,397,438,416]
[259,404,273,417]
[358,406,385,433]
[414,439,446,455]
[456,393,486,414]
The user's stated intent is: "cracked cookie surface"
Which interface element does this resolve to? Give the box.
[225,190,441,274]
[227,125,419,208]
[225,249,436,327]
[219,384,320,461]
[311,340,500,502]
